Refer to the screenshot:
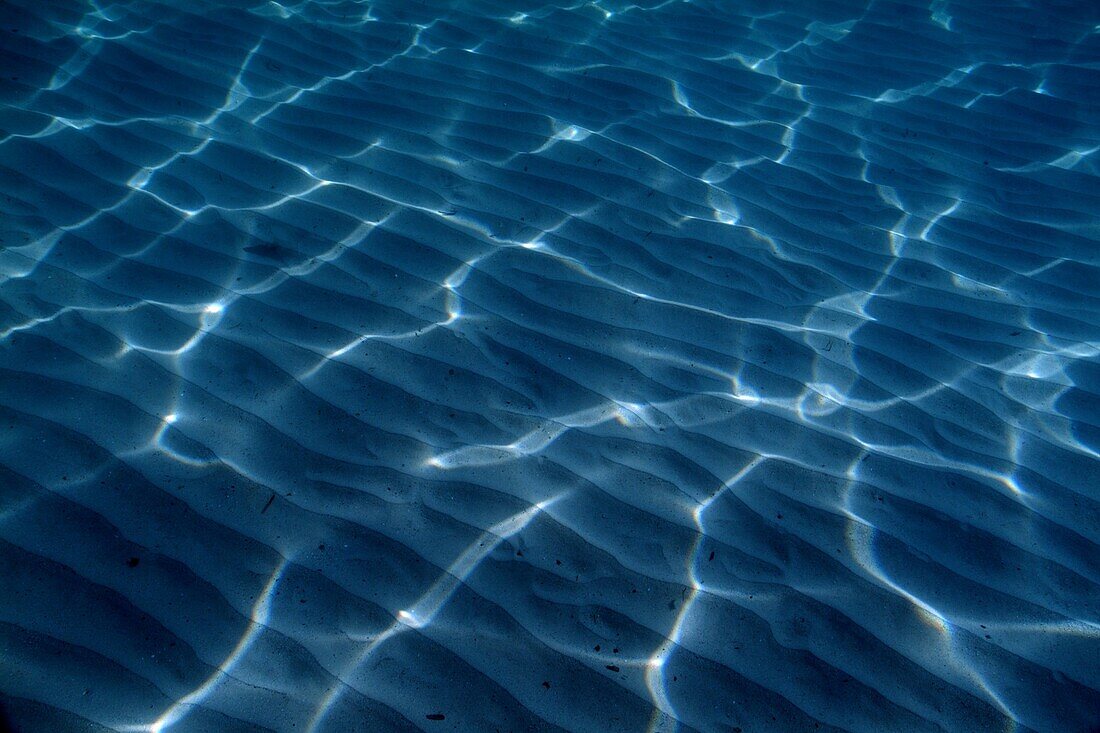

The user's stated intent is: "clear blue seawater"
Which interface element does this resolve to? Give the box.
[1,1,1098,731]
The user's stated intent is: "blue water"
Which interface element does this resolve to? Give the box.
[1,1,1098,731]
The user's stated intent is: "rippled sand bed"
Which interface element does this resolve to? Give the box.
[1,1,1098,731]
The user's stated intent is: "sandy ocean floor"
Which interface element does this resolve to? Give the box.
[1,0,1099,731]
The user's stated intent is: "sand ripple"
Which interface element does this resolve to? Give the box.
[1,0,1098,731]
